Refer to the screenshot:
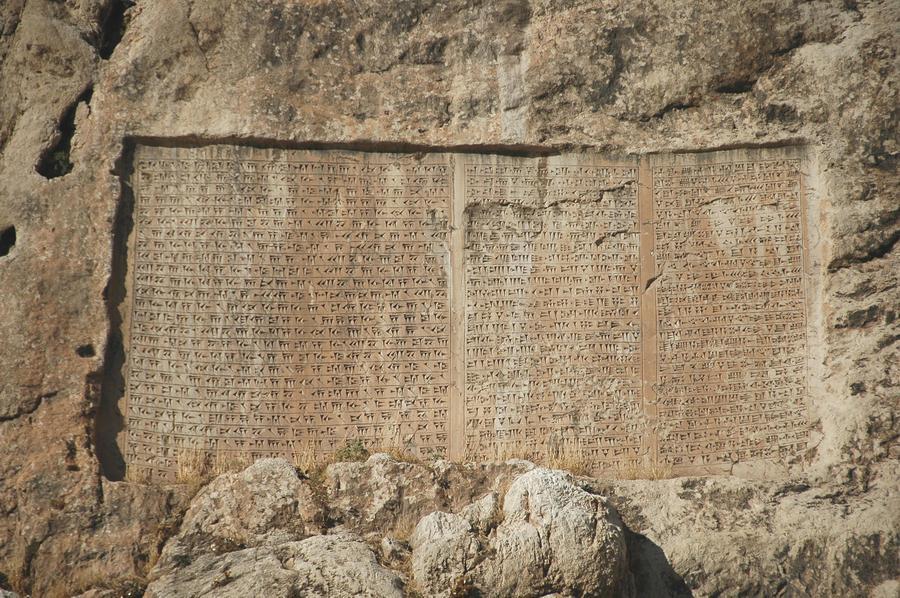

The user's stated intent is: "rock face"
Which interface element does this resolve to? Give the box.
[0,0,897,596]
[479,469,632,596]
[410,511,481,596]
[324,453,532,535]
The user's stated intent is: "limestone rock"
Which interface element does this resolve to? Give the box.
[459,491,499,532]
[145,534,403,598]
[156,458,322,571]
[325,453,530,536]
[326,454,440,534]
[410,511,481,597]
[479,469,633,597]
[588,472,900,597]
[411,468,634,597]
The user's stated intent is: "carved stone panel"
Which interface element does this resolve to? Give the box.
[460,155,646,468]
[124,146,453,479]
[646,150,812,473]
[117,144,816,479]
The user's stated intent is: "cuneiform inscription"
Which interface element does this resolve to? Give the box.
[120,145,814,479]
[650,155,810,470]
[125,146,452,478]
[462,157,647,466]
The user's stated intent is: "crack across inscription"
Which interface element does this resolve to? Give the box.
[542,180,635,209]
[643,262,666,294]
[595,229,634,246]
[464,180,635,214]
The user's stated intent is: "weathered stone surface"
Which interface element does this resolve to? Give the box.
[411,468,634,597]
[325,453,530,535]
[458,491,499,532]
[588,467,900,596]
[410,511,481,597]
[0,0,896,595]
[155,458,322,571]
[120,142,817,479]
[145,534,404,598]
[481,469,633,597]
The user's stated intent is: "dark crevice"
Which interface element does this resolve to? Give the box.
[828,228,900,272]
[642,100,697,121]
[643,263,667,293]
[715,78,757,94]
[772,31,806,57]
[0,225,15,257]
[829,209,900,272]
[595,229,633,246]
[98,0,131,60]
[95,142,135,481]
[125,135,565,157]
[36,86,93,179]
[76,344,96,358]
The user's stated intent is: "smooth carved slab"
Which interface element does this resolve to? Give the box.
[120,145,816,480]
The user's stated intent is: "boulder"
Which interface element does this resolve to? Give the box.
[409,511,481,597]
[326,454,440,534]
[325,453,531,536]
[411,468,634,597]
[155,458,322,571]
[479,468,633,597]
[146,533,403,598]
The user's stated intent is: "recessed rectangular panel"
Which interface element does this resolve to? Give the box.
[118,144,815,480]
[459,154,647,468]
[648,149,811,474]
[124,145,453,479]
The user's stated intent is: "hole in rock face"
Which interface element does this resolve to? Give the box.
[0,225,15,257]
[36,87,93,179]
[76,344,96,358]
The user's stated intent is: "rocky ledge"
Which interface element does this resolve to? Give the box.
[30,454,895,597]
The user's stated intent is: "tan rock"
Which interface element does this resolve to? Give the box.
[155,458,322,572]
[478,469,633,597]
[146,534,404,598]
[0,0,896,595]
[325,453,530,535]
[411,468,634,597]
[410,511,481,597]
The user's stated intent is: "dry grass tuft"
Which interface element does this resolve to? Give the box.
[375,443,426,465]
[173,448,265,492]
[291,441,324,475]
[174,448,214,495]
[546,440,595,477]
[211,450,254,477]
[124,466,152,484]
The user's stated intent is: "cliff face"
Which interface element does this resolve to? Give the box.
[0,1,896,596]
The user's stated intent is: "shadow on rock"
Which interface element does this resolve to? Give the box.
[625,529,693,597]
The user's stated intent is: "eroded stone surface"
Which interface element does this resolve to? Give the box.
[145,534,404,598]
[155,458,323,573]
[324,453,530,535]
[120,144,819,479]
[410,468,634,597]
[0,0,897,595]
[410,511,481,597]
